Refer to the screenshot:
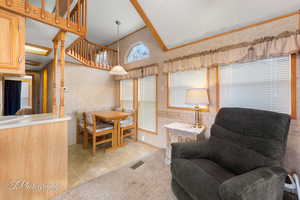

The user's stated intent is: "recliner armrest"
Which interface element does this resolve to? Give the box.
[219,166,287,200]
[171,141,211,160]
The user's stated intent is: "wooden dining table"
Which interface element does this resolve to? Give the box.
[93,110,131,152]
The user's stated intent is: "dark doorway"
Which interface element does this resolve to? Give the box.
[4,80,21,116]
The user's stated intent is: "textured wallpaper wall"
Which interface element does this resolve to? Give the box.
[115,15,300,174]
[64,63,117,145]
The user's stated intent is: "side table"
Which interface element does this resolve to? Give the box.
[164,122,206,165]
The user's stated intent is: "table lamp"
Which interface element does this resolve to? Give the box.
[185,88,209,128]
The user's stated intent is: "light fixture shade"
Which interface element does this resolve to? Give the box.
[185,88,209,106]
[109,65,128,75]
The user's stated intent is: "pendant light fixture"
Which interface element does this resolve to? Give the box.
[109,20,128,75]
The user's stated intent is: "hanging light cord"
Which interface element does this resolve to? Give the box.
[116,20,120,66]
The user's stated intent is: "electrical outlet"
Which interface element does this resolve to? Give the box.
[141,135,145,141]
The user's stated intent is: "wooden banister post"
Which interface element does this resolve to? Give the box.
[59,32,66,117]
[52,40,59,115]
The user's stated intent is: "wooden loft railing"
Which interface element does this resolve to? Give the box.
[66,37,118,70]
[0,0,87,36]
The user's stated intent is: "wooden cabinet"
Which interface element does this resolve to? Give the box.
[0,120,68,199]
[0,9,25,74]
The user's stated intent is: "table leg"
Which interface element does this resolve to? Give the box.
[117,120,121,146]
[83,129,88,149]
[105,119,120,152]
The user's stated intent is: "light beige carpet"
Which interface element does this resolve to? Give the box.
[52,150,176,200]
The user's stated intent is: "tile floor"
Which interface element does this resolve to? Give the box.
[68,140,159,188]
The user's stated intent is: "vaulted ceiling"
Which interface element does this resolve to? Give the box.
[86,0,144,45]
[137,0,300,48]
[25,0,300,70]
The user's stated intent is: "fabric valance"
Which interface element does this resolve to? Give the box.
[163,30,300,73]
[115,64,159,80]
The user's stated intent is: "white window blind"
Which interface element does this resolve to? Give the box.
[120,79,133,110]
[20,81,30,108]
[219,57,291,114]
[138,76,156,132]
[169,69,207,108]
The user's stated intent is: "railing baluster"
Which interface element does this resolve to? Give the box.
[55,0,60,23]
[75,41,77,58]
[5,0,12,7]
[41,0,45,19]
[79,40,82,60]
[77,0,81,30]
[66,38,117,71]
[107,50,111,67]
[90,46,92,66]
[67,0,70,27]
[81,40,84,61]
[96,49,99,66]
[84,0,87,27]
[92,47,96,66]
[25,0,30,13]
[83,41,86,62]
[82,40,85,62]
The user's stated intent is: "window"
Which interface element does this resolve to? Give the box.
[20,81,31,108]
[219,56,295,116]
[120,79,134,110]
[138,76,157,133]
[127,43,150,63]
[168,69,208,109]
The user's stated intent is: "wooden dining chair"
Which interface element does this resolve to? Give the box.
[120,109,137,144]
[83,112,114,155]
[76,112,85,145]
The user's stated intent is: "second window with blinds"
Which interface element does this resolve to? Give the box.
[120,79,134,110]
[168,69,208,110]
[120,76,157,134]
[219,56,296,117]
[138,76,157,133]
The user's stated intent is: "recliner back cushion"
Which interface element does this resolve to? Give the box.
[210,108,290,174]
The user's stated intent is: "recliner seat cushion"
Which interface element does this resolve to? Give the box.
[209,108,290,174]
[171,158,235,200]
[208,133,279,174]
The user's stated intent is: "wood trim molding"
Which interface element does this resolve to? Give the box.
[166,71,209,112]
[25,72,36,113]
[119,76,158,135]
[136,75,158,135]
[108,26,147,47]
[291,54,297,119]
[138,128,156,135]
[216,56,297,119]
[130,0,168,51]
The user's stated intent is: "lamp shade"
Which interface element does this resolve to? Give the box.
[185,88,209,106]
[109,65,128,75]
